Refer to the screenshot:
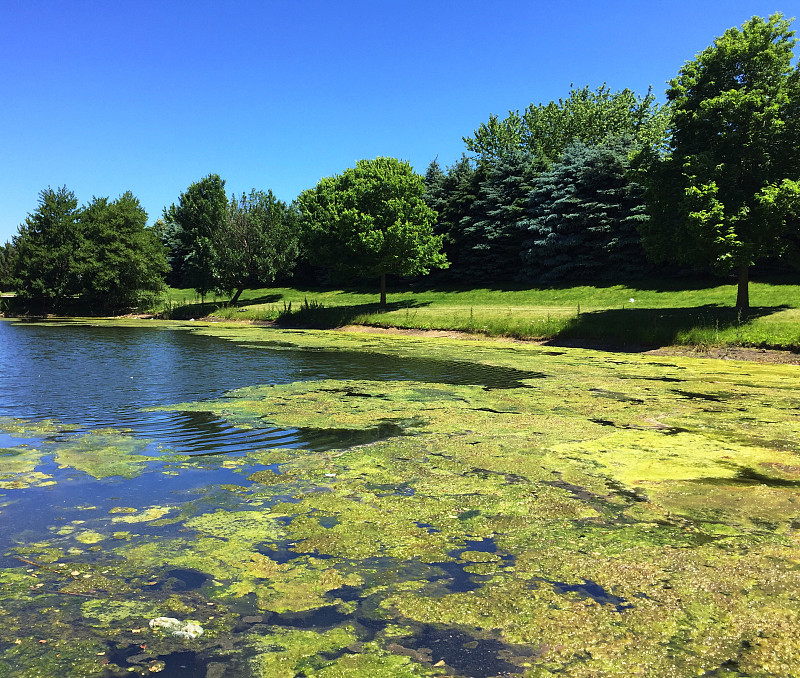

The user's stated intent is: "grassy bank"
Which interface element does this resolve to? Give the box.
[159,278,800,350]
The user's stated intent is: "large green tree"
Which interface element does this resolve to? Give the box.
[639,14,800,308]
[169,174,228,297]
[0,241,15,292]
[464,85,669,168]
[11,186,81,308]
[76,192,168,310]
[299,157,447,305]
[215,190,300,304]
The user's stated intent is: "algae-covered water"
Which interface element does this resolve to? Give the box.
[1,319,800,677]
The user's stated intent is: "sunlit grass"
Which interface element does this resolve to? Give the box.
[156,278,800,349]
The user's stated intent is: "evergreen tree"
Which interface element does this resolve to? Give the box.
[154,206,190,287]
[0,241,15,292]
[11,186,81,308]
[520,140,652,283]
[458,150,535,282]
[423,156,482,282]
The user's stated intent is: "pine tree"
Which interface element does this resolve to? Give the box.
[520,140,653,283]
[459,150,535,282]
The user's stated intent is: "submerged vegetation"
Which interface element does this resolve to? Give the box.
[1,320,800,676]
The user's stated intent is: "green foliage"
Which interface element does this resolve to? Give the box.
[76,192,168,310]
[298,157,448,304]
[520,140,653,283]
[10,187,167,312]
[455,150,535,282]
[423,155,481,280]
[153,209,190,287]
[170,174,228,296]
[639,13,800,308]
[11,186,81,308]
[0,240,15,292]
[215,190,300,303]
[464,84,669,166]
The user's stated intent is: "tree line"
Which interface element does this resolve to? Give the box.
[2,13,799,311]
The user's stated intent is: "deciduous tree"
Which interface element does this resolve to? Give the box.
[215,190,300,304]
[77,192,168,309]
[299,157,447,305]
[464,85,669,167]
[639,14,800,308]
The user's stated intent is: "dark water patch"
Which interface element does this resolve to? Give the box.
[430,559,492,592]
[269,605,351,628]
[300,422,408,450]
[256,543,333,564]
[589,388,644,404]
[318,515,339,528]
[590,418,617,427]
[416,521,440,533]
[538,577,633,612]
[153,411,305,459]
[622,375,684,383]
[466,467,529,485]
[152,568,209,592]
[107,646,215,678]
[426,538,514,593]
[326,584,363,602]
[402,625,526,678]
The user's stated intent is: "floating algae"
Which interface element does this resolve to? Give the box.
[2,321,800,676]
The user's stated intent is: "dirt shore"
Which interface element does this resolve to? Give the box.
[336,324,800,365]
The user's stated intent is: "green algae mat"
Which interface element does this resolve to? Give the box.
[1,322,800,677]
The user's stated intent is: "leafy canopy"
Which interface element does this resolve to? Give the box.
[639,13,800,307]
[11,187,167,311]
[215,189,300,304]
[298,157,447,303]
[464,85,669,167]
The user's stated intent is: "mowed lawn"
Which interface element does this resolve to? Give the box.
[162,278,800,349]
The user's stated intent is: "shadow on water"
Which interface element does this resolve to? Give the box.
[534,577,634,612]
[152,568,209,592]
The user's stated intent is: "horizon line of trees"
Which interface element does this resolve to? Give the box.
[2,13,799,311]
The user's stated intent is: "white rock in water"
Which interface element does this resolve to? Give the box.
[149,617,204,639]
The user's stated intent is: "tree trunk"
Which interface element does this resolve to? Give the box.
[379,273,387,307]
[735,263,749,310]
[230,287,243,305]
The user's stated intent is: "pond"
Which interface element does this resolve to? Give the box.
[1,319,800,677]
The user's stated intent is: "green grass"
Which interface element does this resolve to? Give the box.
[154,278,800,350]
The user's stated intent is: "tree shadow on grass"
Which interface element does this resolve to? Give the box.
[165,294,284,319]
[274,299,430,329]
[547,305,789,352]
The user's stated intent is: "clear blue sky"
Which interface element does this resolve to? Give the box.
[0,0,793,244]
